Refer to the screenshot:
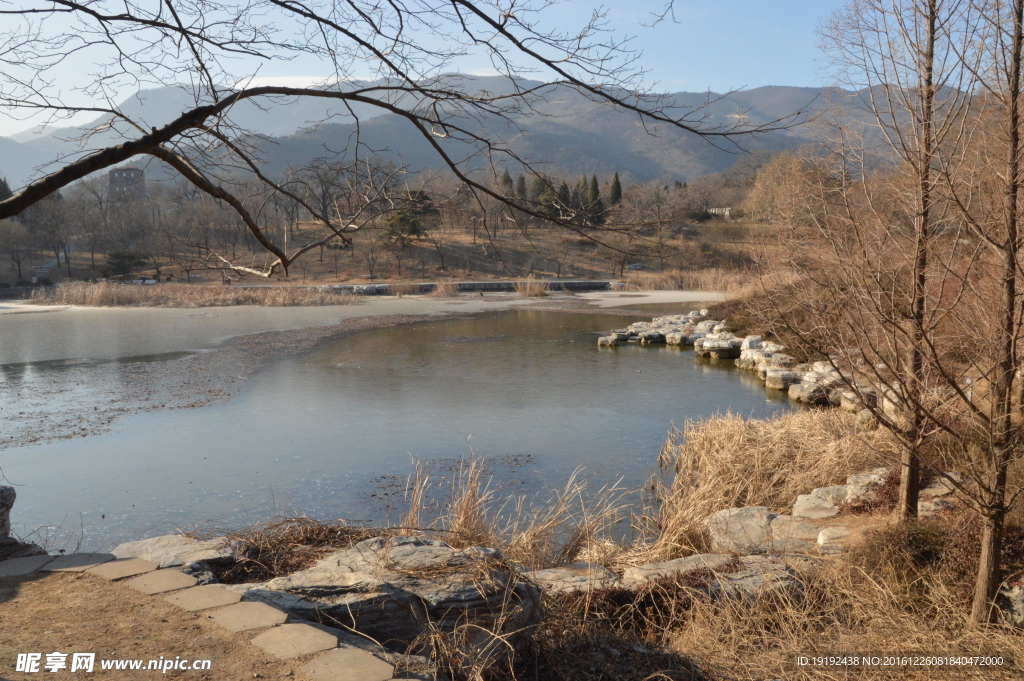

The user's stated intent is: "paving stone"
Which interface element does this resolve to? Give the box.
[164,584,241,611]
[125,569,198,594]
[210,601,288,632]
[251,623,337,659]
[41,553,115,572]
[0,554,54,577]
[302,646,394,681]
[86,557,159,580]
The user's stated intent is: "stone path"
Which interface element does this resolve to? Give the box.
[0,548,426,681]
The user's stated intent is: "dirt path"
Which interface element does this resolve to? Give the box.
[0,572,308,680]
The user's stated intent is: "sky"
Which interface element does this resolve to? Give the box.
[0,0,847,138]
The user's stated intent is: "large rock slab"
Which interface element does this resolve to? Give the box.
[0,554,54,577]
[0,486,14,537]
[251,623,337,659]
[845,468,889,504]
[524,563,618,594]
[86,557,158,580]
[259,536,541,652]
[40,553,115,572]
[302,647,394,681]
[769,515,822,542]
[0,537,47,561]
[703,507,775,553]
[811,485,848,505]
[622,553,733,585]
[793,494,839,519]
[113,534,239,568]
[709,555,802,601]
[764,370,801,391]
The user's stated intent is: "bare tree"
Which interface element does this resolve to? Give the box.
[0,0,801,278]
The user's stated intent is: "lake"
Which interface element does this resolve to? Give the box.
[1,304,792,550]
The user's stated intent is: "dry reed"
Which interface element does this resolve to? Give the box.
[513,276,548,297]
[29,282,359,307]
[643,409,895,561]
[389,282,422,297]
[429,280,461,298]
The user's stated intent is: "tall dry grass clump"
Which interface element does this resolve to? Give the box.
[29,282,359,307]
[401,458,628,571]
[624,267,801,295]
[428,280,461,298]
[645,409,895,560]
[513,276,547,297]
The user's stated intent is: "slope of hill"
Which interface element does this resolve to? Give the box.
[0,79,841,188]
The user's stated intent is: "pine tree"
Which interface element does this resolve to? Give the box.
[588,175,606,225]
[516,174,527,200]
[500,168,514,196]
[557,182,571,210]
[530,175,548,203]
[0,177,11,201]
[609,172,622,205]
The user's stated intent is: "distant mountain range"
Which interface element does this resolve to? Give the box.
[0,78,858,190]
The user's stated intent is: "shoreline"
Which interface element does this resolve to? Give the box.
[1,291,721,450]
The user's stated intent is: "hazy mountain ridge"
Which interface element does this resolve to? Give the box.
[0,79,847,188]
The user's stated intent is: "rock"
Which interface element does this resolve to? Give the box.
[920,473,962,498]
[179,560,220,585]
[760,537,819,554]
[918,498,955,515]
[997,584,1024,627]
[260,537,542,654]
[597,336,619,347]
[664,332,687,345]
[113,534,240,568]
[0,486,14,537]
[710,555,801,601]
[0,537,47,561]
[764,370,801,391]
[696,320,721,332]
[703,507,775,553]
[637,331,666,344]
[622,554,734,585]
[811,485,848,505]
[769,515,822,542]
[524,563,618,594]
[788,382,829,404]
[699,338,741,360]
[793,494,839,519]
[741,335,763,350]
[816,526,852,554]
[845,468,889,504]
[856,409,879,430]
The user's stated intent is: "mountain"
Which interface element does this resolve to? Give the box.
[0,79,846,189]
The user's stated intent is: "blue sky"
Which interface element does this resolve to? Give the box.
[1,0,847,137]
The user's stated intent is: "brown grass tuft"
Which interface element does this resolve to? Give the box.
[642,410,895,561]
[513,276,548,297]
[429,280,461,298]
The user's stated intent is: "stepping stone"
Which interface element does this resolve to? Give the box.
[164,584,241,611]
[302,647,394,681]
[125,569,198,594]
[41,553,115,572]
[210,601,288,632]
[0,554,54,577]
[251,623,337,659]
[86,557,158,580]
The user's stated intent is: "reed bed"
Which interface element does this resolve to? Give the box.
[428,280,462,298]
[644,409,895,561]
[28,282,359,307]
[513,276,548,298]
[623,267,802,294]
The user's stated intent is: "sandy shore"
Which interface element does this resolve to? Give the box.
[0,291,719,450]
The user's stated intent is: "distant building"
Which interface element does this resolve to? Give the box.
[108,167,147,201]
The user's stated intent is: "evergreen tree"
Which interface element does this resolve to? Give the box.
[609,172,622,205]
[0,177,11,201]
[516,174,527,200]
[557,182,571,210]
[530,175,548,203]
[500,168,514,196]
[588,175,606,225]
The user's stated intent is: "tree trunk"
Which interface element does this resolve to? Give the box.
[971,506,1006,624]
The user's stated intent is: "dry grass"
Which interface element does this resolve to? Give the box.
[623,268,757,292]
[642,409,895,561]
[29,282,359,307]
[190,517,383,583]
[429,280,462,298]
[389,282,422,297]
[513,276,548,298]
